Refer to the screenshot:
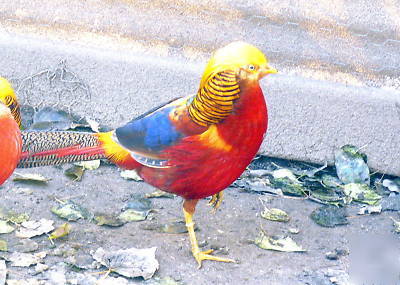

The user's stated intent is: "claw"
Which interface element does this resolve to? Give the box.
[208,191,224,212]
[193,249,235,268]
[183,199,235,268]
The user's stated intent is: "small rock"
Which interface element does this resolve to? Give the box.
[358,205,382,215]
[210,244,229,255]
[34,263,49,274]
[382,179,400,193]
[325,251,339,260]
[335,248,349,256]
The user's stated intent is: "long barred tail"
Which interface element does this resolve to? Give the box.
[18,131,107,168]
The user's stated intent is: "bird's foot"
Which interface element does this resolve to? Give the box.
[192,248,235,268]
[208,191,224,212]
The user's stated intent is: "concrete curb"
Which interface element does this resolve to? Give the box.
[0,1,399,175]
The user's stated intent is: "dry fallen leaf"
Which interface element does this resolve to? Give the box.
[144,190,175,199]
[49,223,71,240]
[16,219,54,238]
[64,165,85,181]
[120,170,143,181]
[255,231,306,252]
[9,251,46,267]
[75,160,101,170]
[7,279,42,285]
[85,117,100,133]
[92,247,159,279]
[51,200,90,221]
[343,183,381,205]
[0,220,15,234]
[0,240,7,252]
[261,208,290,222]
[13,173,50,183]
[118,209,148,223]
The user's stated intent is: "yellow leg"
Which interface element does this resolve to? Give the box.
[183,199,235,268]
[208,191,224,212]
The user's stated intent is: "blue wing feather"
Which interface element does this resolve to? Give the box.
[115,105,183,154]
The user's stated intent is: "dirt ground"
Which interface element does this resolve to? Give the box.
[0,158,398,285]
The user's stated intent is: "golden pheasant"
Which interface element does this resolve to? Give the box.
[0,77,22,185]
[19,42,277,267]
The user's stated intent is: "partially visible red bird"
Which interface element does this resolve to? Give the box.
[19,42,276,267]
[0,77,22,185]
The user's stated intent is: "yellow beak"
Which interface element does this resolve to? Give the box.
[259,65,278,79]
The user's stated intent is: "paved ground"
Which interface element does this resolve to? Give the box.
[0,161,399,284]
[0,0,399,175]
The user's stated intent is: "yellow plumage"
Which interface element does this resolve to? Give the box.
[0,77,21,127]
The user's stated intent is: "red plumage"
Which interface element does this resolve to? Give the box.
[0,105,22,185]
[139,84,267,199]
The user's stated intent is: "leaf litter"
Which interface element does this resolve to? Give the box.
[9,252,46,267]
[120,170,143,181]
[51,200,91,221]
[238,146,399,231]
[254,231,305,252]
[261,208,290,222]
[1,132,399,282]
[0,240,7,252]
[92,247,159,279]
[95,196,153,226]
[142,221,193,234]
[16,219,54,239]
[310,206,348,228]
[12,173,50,184]
[0,221,15,234]
[0,208,29,224]
[49,223,71,241]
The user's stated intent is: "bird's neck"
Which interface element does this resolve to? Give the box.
[217,81,268,149]
[188,71,240,127]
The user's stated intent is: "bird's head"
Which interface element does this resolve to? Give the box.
[0,77,16,105]
[200,41,277,87]
[0,77,21,126]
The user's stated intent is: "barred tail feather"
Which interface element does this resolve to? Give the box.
[18,131,107,168]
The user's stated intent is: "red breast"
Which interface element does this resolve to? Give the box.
[0,104,22,185]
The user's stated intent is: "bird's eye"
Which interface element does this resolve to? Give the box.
[248,65,255,71]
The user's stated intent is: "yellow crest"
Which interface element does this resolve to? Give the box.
[0,77,21,127]
[200,42,268,89]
